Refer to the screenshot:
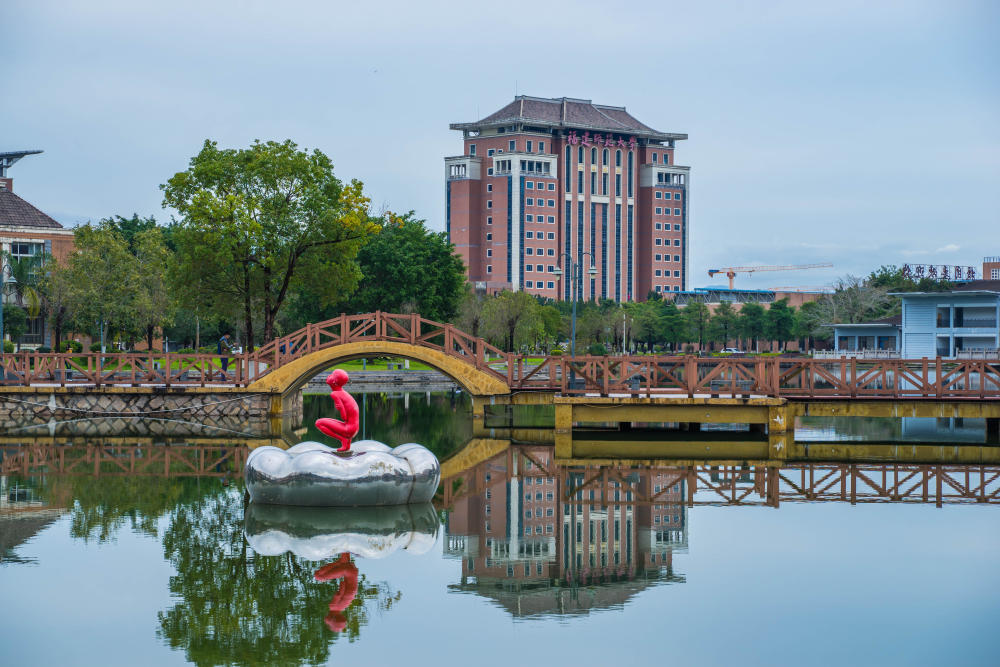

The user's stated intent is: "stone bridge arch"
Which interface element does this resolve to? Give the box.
[247,340,511,397]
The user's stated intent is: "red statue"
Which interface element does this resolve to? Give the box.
[314,553,359,633]
[315,369,360,452]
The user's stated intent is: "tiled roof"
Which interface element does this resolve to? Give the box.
[452,96,685,141]
[952,280,1000,292]
[0,189,64,229]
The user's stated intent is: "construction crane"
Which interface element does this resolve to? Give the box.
[707,263,833,289]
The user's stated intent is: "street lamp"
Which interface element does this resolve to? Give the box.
[552,252,598,357]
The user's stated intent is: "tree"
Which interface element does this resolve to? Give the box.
[708,301,738,348]
[765,298,796,351]
[342,212,466,322]
[1,250,47,318]
[817,275,892,325]
[133,228,176,350]
[683,301,711,351]
[1,304,28,348]
[104,213,158,254]
[39,258,74,350]
[483,290,539,352]
[738,303,767,352]
[793,300,829,349]
[456,288,486,340]
[659,301,688,353]
[162,139,376,347]
[63,222,139,351]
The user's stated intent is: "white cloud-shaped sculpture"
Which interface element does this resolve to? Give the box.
[245,503,439,560]
[245,440,440,506]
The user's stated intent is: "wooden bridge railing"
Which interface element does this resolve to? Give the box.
[1,311,999,399]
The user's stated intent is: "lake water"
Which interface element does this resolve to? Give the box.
[1,391,998,666]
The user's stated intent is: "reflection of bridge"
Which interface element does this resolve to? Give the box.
[1,442,250,478]
[2,311,999,401]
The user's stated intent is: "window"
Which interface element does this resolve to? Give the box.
[674,270,680,277]
[655,254,662,261]
[547,248,555,256]
[616,150,622,167]
[486,248,492,257]
[547,215,555,223]
[526,247,533,255]
[486,232,492,240]
[547,281,555,288]
[664,255,671,262]
[578,170,583,192]
[993,268,1000,280]
[487,168,493,175]
[547,232,555,239]
[674,193,681,200]
[674,255,680,262]
[655,285,662,292]
[526,197,534,206]
[526,181,533,189]
[488,148,494,156]
[591,171,596,194]
[525,214,533,222]
[486,200,492,209]
[674,239,680,246]
[548,182,555,191]
[664,153,670,165]
[615,173,621,196]
[469,144,476,155]
[537,247,543,255]
[487,216,492,225]
[674,224,681,231]
[655,191,662,199]
[487,265,492,273]
[655,223,662,230]
[655,238,662,245]
[526,280,533,287]
[509,140,516,151]
[655,270,662,276]
[655,208,662,215]
[537,182,544,189]
[652,152,658,163]
[578,146,584,162]
[674,208,681,215]
[548,199,555,207]
[539,141,545,152]
[526,231,533,239]
[602,172,608,195]
[536,264,543,271]
[527,140,533,152]
[487,183,493,192]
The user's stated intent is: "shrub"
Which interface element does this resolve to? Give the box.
[683,344,696,355]
[177,347,196,354]
[89,342,103,352]
[36,346,52,353]
[587,343,608,356]
[2,341,13,353]
[549,349,563,356]
[59,340,83,353]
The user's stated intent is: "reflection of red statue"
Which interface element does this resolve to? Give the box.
[315,369,360,452]
[314,553,359,632]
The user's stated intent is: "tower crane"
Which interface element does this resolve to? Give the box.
[707,263,833,289]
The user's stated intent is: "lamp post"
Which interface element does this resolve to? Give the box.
[552,252,598,357]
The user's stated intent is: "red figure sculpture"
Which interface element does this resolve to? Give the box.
[314,553,359,633]
[315,369,360,452]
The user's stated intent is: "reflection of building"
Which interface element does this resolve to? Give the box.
[444,446,687,616]
[0,475,65,564]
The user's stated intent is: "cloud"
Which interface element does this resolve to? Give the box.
[935,243,961,253]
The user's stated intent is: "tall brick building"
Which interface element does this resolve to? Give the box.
[446,96,690,301]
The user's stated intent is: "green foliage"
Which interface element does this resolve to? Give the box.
[483,290,543,352]
[162,139,378,346]
[2,340,13,353]
[1,249,47,318]
[340,212,466,322]
[588,342,608,355]
[708,301,738,345]
[57,339,83,353]
[683,301,711,349]
[36,345,51,353]
[738,303,768,352]
[659,301,688,352]
[765,298,796,350]
[89,342,103,352]
[1,303,28,347]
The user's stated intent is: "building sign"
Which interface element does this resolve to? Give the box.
[902,264,976,281]
[566,131,637,150]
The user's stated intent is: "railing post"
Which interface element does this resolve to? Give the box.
[411,312,418,345]
[340,313,347,344]
[376,310,383,340]
[935,357,942,398]
[685,356,696,398]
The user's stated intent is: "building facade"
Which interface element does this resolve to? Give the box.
[894,281,1000,358]
[0,150,75,348]
[447,96,690,302]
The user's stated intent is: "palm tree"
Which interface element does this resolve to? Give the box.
[2,251,48,347]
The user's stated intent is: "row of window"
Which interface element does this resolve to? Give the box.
[655,191,682,200]
[655,223,682,231]
[525,507,555,517]
[524,214,556,223]
[524,264,555,272]
[655,254,682,262]
[655,285,682,292]
[470,139,548,157]
[525,231,555,239]
[525,247,556,256]
[650,152,671,166]
[655,207,682,216]
[524,490,555,501]
[655,270,682,277]
[524,280,556,289]
[655,238,682,246]
[526,181,555,190]
[525,198,555,207]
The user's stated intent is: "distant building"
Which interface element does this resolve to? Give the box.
[0,150,76,347]
[984,256,1000,281]
[446,96,690,301]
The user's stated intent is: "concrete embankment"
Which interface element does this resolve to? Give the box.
[302,370,458,393]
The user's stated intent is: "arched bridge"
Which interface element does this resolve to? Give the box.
[1,311,999,401]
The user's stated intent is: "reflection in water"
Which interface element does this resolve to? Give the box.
[440,443,1000,618]
[244,504,437,634]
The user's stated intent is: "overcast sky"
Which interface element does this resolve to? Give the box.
[2,0,997,289]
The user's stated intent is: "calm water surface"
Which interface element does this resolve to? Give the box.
[1,392,998,666]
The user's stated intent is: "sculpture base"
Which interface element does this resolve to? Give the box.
[244,440,440,507]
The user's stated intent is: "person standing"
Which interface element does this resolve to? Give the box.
[218,333,233,378]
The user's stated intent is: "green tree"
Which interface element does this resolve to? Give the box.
[738,303,768,352]
[708,301,738,348]
[39,257,74,350]
[343,212,465,322]
[765,298,796,351]
[1,303,28,348]
[683,301,711,351]
[1,250,47,318]
[162,139,376,347]
[63,221,139,350]
[793,300,829,349]
[133,227,176,350]
[659,301,688,353]
[103,213,158,254]
[483,290,539,352]
[456,288,486,340]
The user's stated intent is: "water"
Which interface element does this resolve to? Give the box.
[1,392,998,666]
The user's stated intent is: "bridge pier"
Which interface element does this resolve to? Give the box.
[988,418,1000,445]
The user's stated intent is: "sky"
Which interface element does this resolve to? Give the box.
[2,0,998,290]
